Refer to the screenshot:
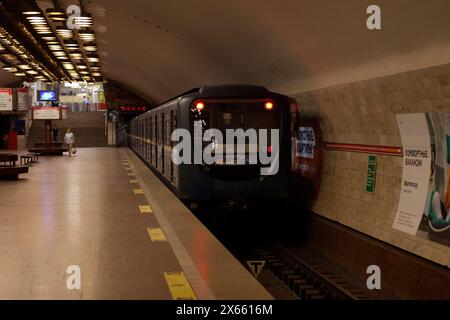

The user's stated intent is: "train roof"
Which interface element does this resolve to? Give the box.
[133,84,276,120]
[198,84,269,98]
[157,84,270,105]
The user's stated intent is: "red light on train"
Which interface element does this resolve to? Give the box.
[267,145,272,153]
[195,101,205,111]
[264,101,274,110]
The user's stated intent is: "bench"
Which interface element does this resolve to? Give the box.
[20,155,34,165]
[0,153,29,179]
[27,153,39,163]
[0,165,29,179]
[0,153,18,167]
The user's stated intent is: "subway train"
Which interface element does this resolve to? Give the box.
[128,84,295,209]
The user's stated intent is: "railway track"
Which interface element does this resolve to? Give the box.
[197,205,391,300]
[254,243,391,300]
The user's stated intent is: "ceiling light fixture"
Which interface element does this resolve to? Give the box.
[48,45,63,51]
[74,15,93,27]
[46,9,65,16]
[2,66,17,72]
[56,27,73,39]
[69,52,83,59]
[63,62,75,69]
[18,64,31,70]
[22,11,41,15]
[86,54,99,62]
[83,44,97,52]
[78,31,95,41]
[52,51,66,56]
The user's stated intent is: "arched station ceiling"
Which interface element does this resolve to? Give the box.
[3,0,450,103]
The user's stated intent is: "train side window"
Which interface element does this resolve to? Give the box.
[170,110,175,183]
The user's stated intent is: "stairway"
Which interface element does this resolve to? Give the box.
[28,112,108,148]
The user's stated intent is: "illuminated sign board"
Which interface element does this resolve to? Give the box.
[118,106,148,113]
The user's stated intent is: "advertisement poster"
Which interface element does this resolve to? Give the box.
[0,88,13,111]
[393,113,432,235]
[296,127,315,159]
[419,112,450,246]
[394,112,450,247]
[32,107,60,120]
[291,117,323,206]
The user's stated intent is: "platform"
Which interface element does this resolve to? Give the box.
[0,147,272,300]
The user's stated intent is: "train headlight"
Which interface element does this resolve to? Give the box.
[264,101,274,110]
[195,101,205,111]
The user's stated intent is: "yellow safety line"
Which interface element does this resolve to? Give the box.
[164,272,196,300]
[125,167,132,171]
[133,189,144,194]
[147,227,167,241]
[129,179,139,184]
[127,172,135,176]
[139,205,153,214]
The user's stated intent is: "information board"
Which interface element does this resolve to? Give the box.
[32,107,60,120]
[0,88,13,111]
[365,155,377,193]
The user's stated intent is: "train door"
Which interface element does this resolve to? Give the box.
[140,119,143,156]
[137,120,140,155]
[150,116,153,165]
[161,113,165,175]
[145,117,148,162]
[155,114,158,169]
[136,120,139,153]
[147,117,151,163]
[170,110,174,183]
[142,119,145,157]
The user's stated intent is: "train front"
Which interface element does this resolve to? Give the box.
[179,86,291,210]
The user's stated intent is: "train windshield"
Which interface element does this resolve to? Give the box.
[192,101,281,166]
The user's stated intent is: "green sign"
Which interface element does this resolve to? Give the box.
[366,155,377,193]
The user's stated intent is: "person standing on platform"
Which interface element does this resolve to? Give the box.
[52,124,59,142]
[83,96,90,112]
[64,128,75,157]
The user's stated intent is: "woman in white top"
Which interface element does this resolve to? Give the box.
[64,128,75,157]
